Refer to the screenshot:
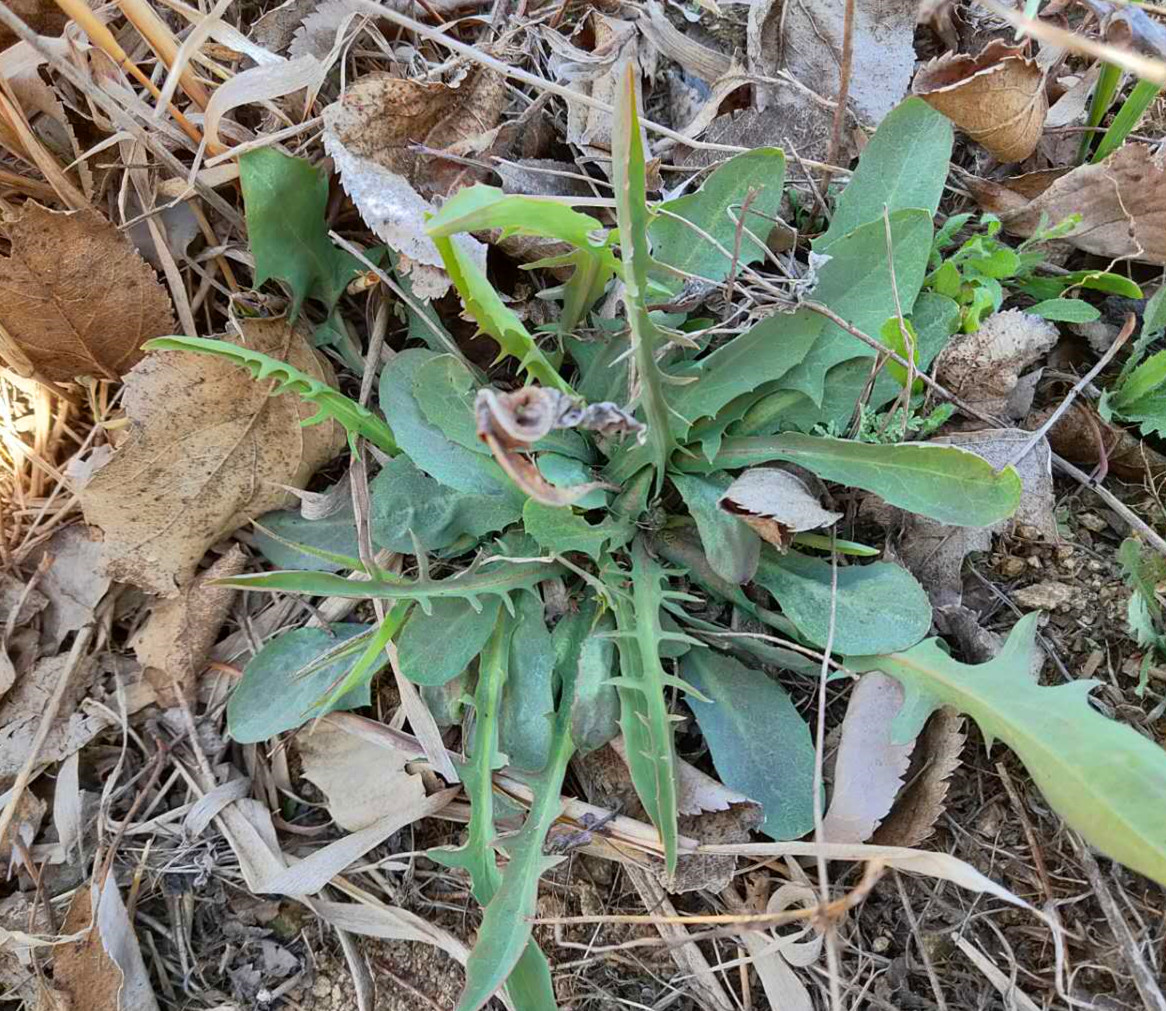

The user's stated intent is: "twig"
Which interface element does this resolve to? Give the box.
[1003,313,1136,470]
[1076,842,1166,1011]
[894,871,949,1011]
[812,531,844,1011]
[824,0,856,181]
[995,762,1052,904]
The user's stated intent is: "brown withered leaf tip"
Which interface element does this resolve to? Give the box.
[0,203,176,382]
[324,68,508,197]
[913,40,1048,163]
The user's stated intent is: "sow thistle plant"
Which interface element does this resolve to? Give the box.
[150,72,1166,1011]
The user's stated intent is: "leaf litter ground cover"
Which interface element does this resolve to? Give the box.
[1,0,1166,1009]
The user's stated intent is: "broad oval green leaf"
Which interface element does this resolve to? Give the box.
[227,624,379,743]
[754,550,932,655]
[1026,298,1101,323]
[695,433,1021,527]
[254,502,360,573]
[680,649,816,840]
[650,148,786,285]
[397,596,502,687]
[816,98,952,249]
[851,614,1166,888]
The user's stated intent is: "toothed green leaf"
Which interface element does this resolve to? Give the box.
[851,614,1166,888]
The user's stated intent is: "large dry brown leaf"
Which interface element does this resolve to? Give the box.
[29,525,110,651]
[52,876,158,1011]
[967,143,1166,264]
[913,40,1047,162]
[80,318,342,597]
[132,546,246,707]
[0,203,175,381]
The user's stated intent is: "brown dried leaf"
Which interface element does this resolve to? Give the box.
[475,387,625,506]
[29,526,110,652]
[821,673,915,844]
[872,709,966,848]
[0,204,175,381]
[132,546,247,707]
[967,143,1166,264]
[323,68,507,196]
[80,318,342,597]
[1029,402,1166,482]
[0,0,67,49]
[913,40,1048,162]
[718,467,841,552]
[297,720,425,832]
[53,876,158,1011]
[936,309,1058,417]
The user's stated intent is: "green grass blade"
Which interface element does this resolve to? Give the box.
[1093,78,1164,162]
[143,336,398,455]
[1079,62,1124,162]
[315,603,410,713]
[851,614,1166,887]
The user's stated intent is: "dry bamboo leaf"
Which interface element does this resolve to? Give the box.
[967,143,1166,264]
[0,203,175,381]
[872,709,966,848]
[80,318,343,597]
[936,309,1058,417]
[132,546,247,707]
[820,673,915,844]
[913,40,1048,162]
[718,467,841,551]
[297,720,424,832]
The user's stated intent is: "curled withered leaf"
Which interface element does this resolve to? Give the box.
[717,467,841,551]
[475,387,639,506]
[913,39,1047,162]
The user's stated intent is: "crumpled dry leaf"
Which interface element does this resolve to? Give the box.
[936,309,1059,417]
[0,203,175,381]
[913,40,1048,162]
[872,709,966,848]
[475,387,632,506]
[0,655,155,779]
[29,525,110,652]
[132,546,246,707]
[718,467,841,552]
[749,0,918,127]
[739,877,824,1011]
[80,317,342,597]
[0,571,46,629]
[297,720,425,832]
[871,429,1057,608]
[547,14,647,164]
[289,0,362,58]
[52,875,159,1011]
[322,74,493,299]
[967,143,1166,264]
[820,673,915,844]
[0,792,44,867]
